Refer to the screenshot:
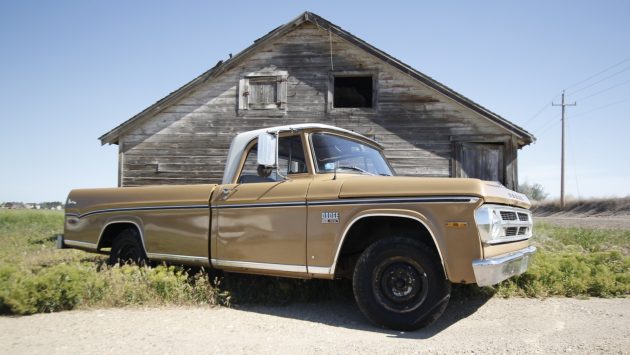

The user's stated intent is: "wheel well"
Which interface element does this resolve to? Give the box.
[98,223,140,251]
[335,216,441,278]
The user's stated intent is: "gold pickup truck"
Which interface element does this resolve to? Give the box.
[61,123,534,330]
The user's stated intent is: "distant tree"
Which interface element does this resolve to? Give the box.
[518,182,549,201]
[40,201,64,209]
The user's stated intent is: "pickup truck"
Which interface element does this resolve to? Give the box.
[61,123,535,330]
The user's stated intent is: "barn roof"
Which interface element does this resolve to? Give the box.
[99,11,536,146]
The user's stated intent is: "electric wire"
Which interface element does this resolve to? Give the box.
[569,95,630,119]
[532,114,561,140]
[574,77,630,102]
[567,65,630,96]
[564,55,630,91]
[522,94,560,126]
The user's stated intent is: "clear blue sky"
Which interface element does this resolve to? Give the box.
[1,0,629,202]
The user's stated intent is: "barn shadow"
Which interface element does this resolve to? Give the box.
[221,273,492,337]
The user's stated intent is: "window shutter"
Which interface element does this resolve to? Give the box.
[238,78,249,110]
[277,75,288,109]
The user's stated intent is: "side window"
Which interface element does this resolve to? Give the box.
[277,135,308,175]
[237,135,308,184]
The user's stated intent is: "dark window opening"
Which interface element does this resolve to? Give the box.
[334,76,373,108]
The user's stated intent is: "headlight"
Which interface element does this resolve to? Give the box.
[474,204,533,245]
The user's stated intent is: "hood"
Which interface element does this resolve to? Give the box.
[338,176,531,209]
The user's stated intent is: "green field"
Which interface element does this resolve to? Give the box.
[0,209,628,315]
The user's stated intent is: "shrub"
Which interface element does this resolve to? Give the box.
[0,263,105,314]
[518,182,549,201]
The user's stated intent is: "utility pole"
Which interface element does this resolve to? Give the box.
[552,90,576,208]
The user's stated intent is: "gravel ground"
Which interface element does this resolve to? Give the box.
[1,298,628,354]
[536,216,630,230]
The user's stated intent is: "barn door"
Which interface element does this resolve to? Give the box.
[455,142,504,183]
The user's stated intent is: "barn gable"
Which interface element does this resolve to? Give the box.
[100,12,535,189]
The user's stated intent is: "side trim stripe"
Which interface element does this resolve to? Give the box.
[211,259,307,273]
[308,196,477,206]
[66,204,209,219]
[215,201,306,209]
[65,196,477,218]
[212,196,477,210]
[147,253,210,264]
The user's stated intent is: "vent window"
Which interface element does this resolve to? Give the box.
[238,71,287,112]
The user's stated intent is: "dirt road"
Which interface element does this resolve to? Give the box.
[1,298,628,354]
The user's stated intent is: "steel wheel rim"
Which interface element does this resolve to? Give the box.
[373,256,429,313]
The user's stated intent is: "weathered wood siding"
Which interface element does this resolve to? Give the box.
[120,23,518,188]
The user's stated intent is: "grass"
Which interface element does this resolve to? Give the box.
[491,223,630,298]
[0,209,628,315]
[0,210,229,315]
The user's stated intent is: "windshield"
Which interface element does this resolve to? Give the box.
[311,133,394,176]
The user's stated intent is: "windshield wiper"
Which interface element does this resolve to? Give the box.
[337,166,375,175]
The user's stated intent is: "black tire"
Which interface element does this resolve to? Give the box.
[108,228,148,266]
[352,237,451,330]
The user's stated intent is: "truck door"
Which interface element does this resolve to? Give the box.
[212,134,312,273]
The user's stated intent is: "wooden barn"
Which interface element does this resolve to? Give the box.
[99,12,535,189]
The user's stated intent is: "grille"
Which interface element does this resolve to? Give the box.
[518,213,529,221]
[500,211,517,221]
[505,227,518,237]
[518,227,528,235]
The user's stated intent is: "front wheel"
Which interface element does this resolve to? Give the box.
[352,237,451,330]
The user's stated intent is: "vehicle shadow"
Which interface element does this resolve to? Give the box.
[222,274,492,338]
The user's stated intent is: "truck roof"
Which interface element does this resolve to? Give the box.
[222,123,379,184]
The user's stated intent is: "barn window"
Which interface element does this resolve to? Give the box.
[333,75,373,108]
[238,71,288,111]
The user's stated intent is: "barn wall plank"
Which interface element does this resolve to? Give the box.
[119,23,515,186]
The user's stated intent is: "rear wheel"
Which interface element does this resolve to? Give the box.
[352,237,451,330]
[108,228,148,266]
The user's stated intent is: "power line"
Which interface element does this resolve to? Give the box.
[574,77,630,102]
[534,119,561,141]
[567,64,630,95]
[522,102,552,125]
[564,55,630,91]
[525,56,630,131]
[570,95,630,119]
[534,115,559,133]
[522,94,561,126]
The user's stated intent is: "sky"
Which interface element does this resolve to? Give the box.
[1,0,629,202]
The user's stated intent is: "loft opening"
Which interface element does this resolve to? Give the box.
[333,75,374,108]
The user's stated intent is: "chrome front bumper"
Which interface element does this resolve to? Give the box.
[472,246,536,287]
